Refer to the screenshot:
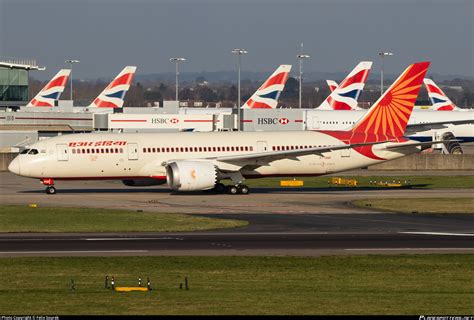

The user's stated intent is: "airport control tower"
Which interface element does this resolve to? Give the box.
[0,57,45,107]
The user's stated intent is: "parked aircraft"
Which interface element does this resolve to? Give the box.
[87,66,136,108]
[10,62,448,195]
[241,65,292,109]
[26,69,71,107]
[317,61,372,110]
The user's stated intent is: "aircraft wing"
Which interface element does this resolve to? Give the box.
[405,119,473,134]
[209,141,392,167]
[379,139,458,150]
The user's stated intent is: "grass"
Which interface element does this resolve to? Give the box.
[0,205,247,233]
[0,255,472,315]
[244,175,474,189]
[352,198,474,214]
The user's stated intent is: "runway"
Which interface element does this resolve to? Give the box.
[1,172,473,257]
[0,231,473,257]
[0,212,473,257]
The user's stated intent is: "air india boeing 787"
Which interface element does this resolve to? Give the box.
[10,62,441,194]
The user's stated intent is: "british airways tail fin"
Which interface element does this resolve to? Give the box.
[423,78,459,111]
[89,66,136,108]
[318,61,372,110]
[351,62,430,137]
[241,65,291,109]
[27,69,71,107]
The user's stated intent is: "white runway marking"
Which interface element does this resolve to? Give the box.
[84,237,183,241]
[0,250,149,254]
[345,248,474,251]
[399,232,474,237]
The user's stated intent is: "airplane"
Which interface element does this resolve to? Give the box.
[10,61,449,195]
[26,69,71,107]
[241,65,292,109]
[317,61,372,110]
[87,66,137,108]
[423,78,460,111]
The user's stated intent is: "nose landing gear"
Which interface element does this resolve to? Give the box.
[46,186,57,194]
[41,178,56,195]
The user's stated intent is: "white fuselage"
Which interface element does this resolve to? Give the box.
[9,131,420,183]
[309,109,474,141]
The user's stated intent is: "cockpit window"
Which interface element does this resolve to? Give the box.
[20,149,31,154]
[28,149,39,155]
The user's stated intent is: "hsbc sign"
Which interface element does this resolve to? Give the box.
[257,117,290,125]
[151,118,180,124]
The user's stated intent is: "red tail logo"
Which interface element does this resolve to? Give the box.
[352,62,430,137]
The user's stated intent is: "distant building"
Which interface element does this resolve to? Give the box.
[0,57,45,107]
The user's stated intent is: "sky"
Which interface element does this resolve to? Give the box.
[0,0,473,80]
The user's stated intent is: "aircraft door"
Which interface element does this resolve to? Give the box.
[128,143,139,160]
[56,144,69,161]
[257,141,268,152]
[312,117,320,129]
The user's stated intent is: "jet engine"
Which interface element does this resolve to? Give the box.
[122,178,167,187]
[166,161,218,191]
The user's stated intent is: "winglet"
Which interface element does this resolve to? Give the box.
[241,65,292,109]
[27,69,71,107]
[351,62,430,137]
[89,66,137,108]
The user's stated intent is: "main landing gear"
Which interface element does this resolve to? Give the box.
[41,178,56,195]
[214,183,250,195]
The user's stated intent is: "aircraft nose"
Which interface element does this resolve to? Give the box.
[8,157,20,175]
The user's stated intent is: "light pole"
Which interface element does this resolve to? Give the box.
[232,48,247,131]
[297,48,310,109]
[378,51,393,96]
[65,59,80,101]
[169,57,186,101]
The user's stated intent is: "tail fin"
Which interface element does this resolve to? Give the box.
[241,65,291,109]
[27,69,71,107]
[423,78,459,111]
[89,66,136,108]
[326,80,338,92]
[318,61,372,110]
[352,62,430,137]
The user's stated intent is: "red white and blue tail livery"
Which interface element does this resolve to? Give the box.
[27,69,71,107]
[241,65,291,109]
[89,66,136,108]
[326,80,338,93]
[318,61,372,111]
[423,78,459,111]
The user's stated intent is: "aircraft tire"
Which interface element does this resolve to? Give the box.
[46,186,56,195]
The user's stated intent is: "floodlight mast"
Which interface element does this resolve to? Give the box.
[378,51,393,96]
[65,59,80,101]
[170,57,186,101]
[232,49,248,131]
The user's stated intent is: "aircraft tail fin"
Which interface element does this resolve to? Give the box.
[241,65,292,109]
[423,78,459,111]
[351,61,430,137]
[89,66,137,108]
[318,61,372,110]
[26,69,71,107]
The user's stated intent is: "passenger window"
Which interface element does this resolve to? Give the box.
[72,149,76,154]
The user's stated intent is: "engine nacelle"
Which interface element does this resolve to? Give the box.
[122,178,167,187]
[166,161,217,191]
